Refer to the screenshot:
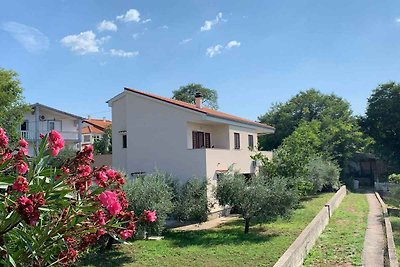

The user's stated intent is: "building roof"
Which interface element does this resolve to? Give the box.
[82,118,112,135]
[32,103,84,120]
[82,125,104,134]
[123,87,274,131]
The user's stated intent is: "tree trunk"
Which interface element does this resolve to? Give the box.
[244,218,250,234]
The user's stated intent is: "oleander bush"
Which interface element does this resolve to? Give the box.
[0,128,156,266]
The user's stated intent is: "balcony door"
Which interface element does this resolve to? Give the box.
[192,131,211,149]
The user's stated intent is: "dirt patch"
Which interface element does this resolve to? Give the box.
[346,205,356,213]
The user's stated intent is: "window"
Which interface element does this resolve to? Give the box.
[234,133,240,149]
[248,135,254,150]
[192,131,211,149]
[20,120,29,131]
[83,134,91,143]
[48,121,55,131]
[122,134,127,148]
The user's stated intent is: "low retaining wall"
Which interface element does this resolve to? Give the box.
[375,192,399,267]
[273,186,347,267]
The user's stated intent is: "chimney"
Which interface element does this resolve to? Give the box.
[195,92,203,109]
[87,115,91,119]
[103,116,106,122]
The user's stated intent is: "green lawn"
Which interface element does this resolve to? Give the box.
[77,193,334,267]
[303,192,369,267]
[389,216,400,260]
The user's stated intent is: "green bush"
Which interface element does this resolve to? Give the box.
[305,157,341,194]
[389,173,400,184]
[124,172,174,236]
[172,178,209,222]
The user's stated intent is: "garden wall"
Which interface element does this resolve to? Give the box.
[273,185,347,267]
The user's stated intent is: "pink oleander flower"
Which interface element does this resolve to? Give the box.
[12,176,29,193]
[1,152,12,163]
[48,130,64,156]
[0,128,9,147]
[143,210,157,223]
[95,170,108,187]
[16,160,29,175]
[39,133,44,139]
[77,165,91,177]
[119,229,134,240]
[93,210,106,225]
[18,138,28,148]
[58,248,78,265]
[99,191,122,216]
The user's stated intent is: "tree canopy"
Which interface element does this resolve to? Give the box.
[172,83,218,110]
[0,68,29,142]
[362,82,400,167]
[258,89,354,150]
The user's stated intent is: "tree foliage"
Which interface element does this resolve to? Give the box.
[0,68,29,143]
[172,83,219,110]
[216,172,298,233]
[362,82,400,167]
[94,126,112,155]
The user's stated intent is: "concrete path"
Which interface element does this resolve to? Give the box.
[171,215,240,231]
[362,193,385,267]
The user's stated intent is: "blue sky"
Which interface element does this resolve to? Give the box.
[1,0,400,120]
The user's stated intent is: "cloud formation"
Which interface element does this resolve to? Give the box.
[61,31,105,55]
[201,12,224,32]
[180,38,192,44]
[206,40,241,57]
[109,49,139,58]
[97,20,117,32]
[141,19,152,24]
[396,17,400,23]
[116,9,141,23]
[1,21,49,53]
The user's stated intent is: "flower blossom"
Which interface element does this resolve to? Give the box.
[16,192,46,226]
[12,176,29,193]
[48,130,64,156]
[19,138,28,148]
[1,152,12,163]
[99,191,122,215]
[0,128,9,148]
[143,210,157,223]
[119,229,133,240]
[16,160,29,175]
[58,248,78,265]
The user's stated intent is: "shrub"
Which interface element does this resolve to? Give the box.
[305,157,341,194]
[389,173,400,184]
[216,171,298,233]
[0,129,155,266]
[173,178,208,222]
[124,172,174,236]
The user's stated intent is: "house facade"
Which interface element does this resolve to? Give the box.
[19,103,83,155]
[81,118,112,146]
[108,88,274,214]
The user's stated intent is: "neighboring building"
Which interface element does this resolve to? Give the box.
[107,88,275,215]
[81,118,112,146]
[19,103,83,155]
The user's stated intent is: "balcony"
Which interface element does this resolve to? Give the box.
[20,130,80,141]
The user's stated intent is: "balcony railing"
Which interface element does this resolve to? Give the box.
[20,131,80,141]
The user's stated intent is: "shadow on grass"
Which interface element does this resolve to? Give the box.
[76,248,133,267]
[164,224,279,248]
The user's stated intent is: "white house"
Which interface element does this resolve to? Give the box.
[108,88,275,215]
[19,103,83,155]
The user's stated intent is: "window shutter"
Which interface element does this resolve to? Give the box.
[192,131,198,149]
[234,133,240,149]
[205,133,211,148]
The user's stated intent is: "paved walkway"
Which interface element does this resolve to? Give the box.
[171,215,240,231]
[362,193,385,267]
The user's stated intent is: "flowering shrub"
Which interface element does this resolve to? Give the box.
[0,129,156,266]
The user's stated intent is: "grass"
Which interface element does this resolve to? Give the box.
[389,216,400,260]
[77,192,334,267]
[303,192,369,267]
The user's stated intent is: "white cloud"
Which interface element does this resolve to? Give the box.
[1,21,49,53]
[396,17,400,23]
[200,12,224,32]
[226,40,241,49]
[97,20,117,32]
[206,44,223,57]
[61,31,104,55]
[206,40,241,57]
[180,38,192,44]
[116,9,141,23]
[109,49,139,58]
[159,25,169,30]
[141,19,152,24]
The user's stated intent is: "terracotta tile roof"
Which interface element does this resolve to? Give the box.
[124,87,274,130]
[82,125,105,134]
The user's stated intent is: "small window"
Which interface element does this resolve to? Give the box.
[122,134,127,148]
[234,133,240,149]
[48,121,55,131]
[248,135,254,150]
[20,120,29,131]
[83,135,91,143]
[192,131,211,149]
